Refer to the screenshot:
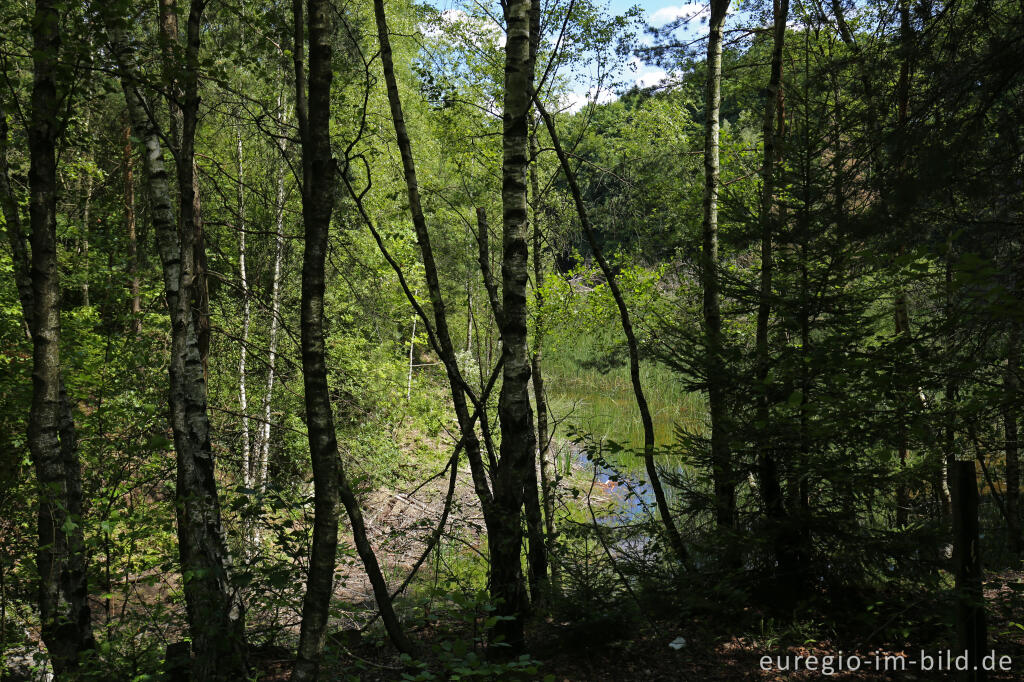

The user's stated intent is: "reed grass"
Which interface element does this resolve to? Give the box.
[542,330,704,477]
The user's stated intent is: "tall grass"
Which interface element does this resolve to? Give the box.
[542,330,704,476]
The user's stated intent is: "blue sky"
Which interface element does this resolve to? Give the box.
[561,1,717,109]
[426,0,729,109]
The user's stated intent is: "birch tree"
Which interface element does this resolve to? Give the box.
[24,0,96,671]
[102,5,247,677]
[291,0,413,675]
[702,0,735,535]
[492,0,538,645]
[237,130,252,490]
[255,103,289,496]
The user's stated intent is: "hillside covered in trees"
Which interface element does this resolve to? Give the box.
[1,0,1023,679]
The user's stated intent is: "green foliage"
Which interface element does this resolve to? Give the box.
[2,0,1024,677]
[399,590,550,681]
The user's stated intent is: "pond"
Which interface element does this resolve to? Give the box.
[544,350,705,515]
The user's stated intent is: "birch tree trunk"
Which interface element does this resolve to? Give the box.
[178,4,211,376]
[26,1,96,671]
[702,0,735,534]
[291,0,341,672]
[530,132,559,596]
[257,103,288,493]
[292,1,414,675]
[237,131,252,489]
[478,197,545,608]
[123,120,141,334]
[157,0,210,374]
[519,5,548,608]
[103,8,247,678]
[492,0,537,649]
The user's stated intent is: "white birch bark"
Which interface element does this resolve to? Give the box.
[257,100,288,493]
[237,130,252,489]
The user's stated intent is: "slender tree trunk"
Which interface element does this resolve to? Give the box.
[79,139,92,308]
[177,5,247,676]
[0,555,7,674]
[534,96,691,567]
[530,347,556,593]
[103,8,247,678]
[519,0,548,609]
[1,106,35,341]
[190,157,210,372]
[237,131,252,490]
[292,2,414,676]
[702,0,735,535]
[27,2,96,672]
[374,0,539,652]
[291,0,343,672]
[522,395,546,610]
[158,0,210,373]
[530,133,559,595]
[493,0,538,648]
[893,0,913,530]
[123,121,141,333]
[755,0,799,597]
[945,243,986,681]
[894,292,911,528]
[257,100,288,492]
[784,22,812,527]
[468,280,475,350]
[1005,324,1021,555]
[175,5,211,377]
[407,314,417,401]
[797,210,811,521]
[158,0,182,150]
[939,455,953,518]
[475,208,503,327]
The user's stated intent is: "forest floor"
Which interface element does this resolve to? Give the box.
[248,440,1024,680]
[251,563,1024,680]
[9,436,1018,681]
[533,568,1024,680]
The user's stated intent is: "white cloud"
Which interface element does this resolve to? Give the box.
[420,8,505,48]
[563,87,618,113]
[649,3,708,28]
[626,56,670,89]
[636,67,669,88]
